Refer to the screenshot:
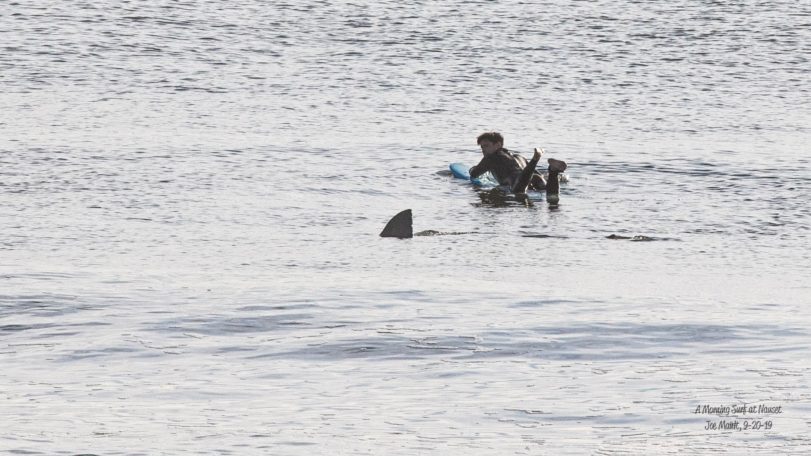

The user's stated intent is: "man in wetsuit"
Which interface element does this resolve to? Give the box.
[469,131,567,196]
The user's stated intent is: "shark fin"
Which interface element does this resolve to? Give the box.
[380,209,413,238]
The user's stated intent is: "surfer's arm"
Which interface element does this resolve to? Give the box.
[469,158,489,178]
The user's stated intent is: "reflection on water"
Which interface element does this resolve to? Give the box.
[474,187,538,208]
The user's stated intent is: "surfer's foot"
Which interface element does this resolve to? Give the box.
[532,147,544,161]
[548,158,567,173]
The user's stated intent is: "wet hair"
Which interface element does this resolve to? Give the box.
[477,131,504,145]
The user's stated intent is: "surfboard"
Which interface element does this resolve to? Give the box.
[449,163,498,187]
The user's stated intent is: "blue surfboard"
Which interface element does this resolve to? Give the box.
[449,163,498,187]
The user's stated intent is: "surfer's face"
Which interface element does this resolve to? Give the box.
[479,140,501,156]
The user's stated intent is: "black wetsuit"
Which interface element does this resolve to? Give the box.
[469,148,542,193]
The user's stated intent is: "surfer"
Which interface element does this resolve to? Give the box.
[380,132,568,238]
[470,131,567,195]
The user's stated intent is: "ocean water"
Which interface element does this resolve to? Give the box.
[1,1,810,454]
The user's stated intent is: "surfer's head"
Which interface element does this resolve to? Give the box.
[477,131,503,156]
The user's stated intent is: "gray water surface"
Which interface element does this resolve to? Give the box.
[2,1,810,454]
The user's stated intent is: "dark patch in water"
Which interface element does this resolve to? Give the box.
[1,323,52,332]
[606,234,665,241]
[256,322,803,362]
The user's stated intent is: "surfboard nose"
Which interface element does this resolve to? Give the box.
[380,209,413,238]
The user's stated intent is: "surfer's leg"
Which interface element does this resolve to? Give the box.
[511,148,543,194]
[545,158,567,195]
[529,172,546,190]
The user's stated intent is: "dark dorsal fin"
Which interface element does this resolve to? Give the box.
[380,209,413,238]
